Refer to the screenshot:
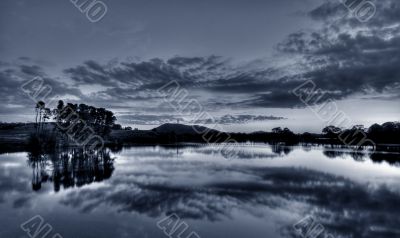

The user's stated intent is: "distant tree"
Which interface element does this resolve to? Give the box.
[367,122,400,144]
[352,125,365,131]
[322,126,342,137]
[272,127,283,134]
[339,125,368,146]
[112,124,122,130]
[53,102,117,137]
[282,128,296,140]
[368,123,382,134]
[283,128,292,133]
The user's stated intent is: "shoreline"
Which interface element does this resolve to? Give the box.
[1,122,400,154]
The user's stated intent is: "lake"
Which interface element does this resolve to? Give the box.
[0,143,399,238]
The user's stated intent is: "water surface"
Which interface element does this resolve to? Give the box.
[1,144,399,238]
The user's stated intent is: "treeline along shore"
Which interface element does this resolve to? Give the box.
[0,100,399,153]
[1,121,400,153]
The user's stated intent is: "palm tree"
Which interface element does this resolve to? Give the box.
[53,100,64,124]
[42,108,52,131]
[35,101,45,133]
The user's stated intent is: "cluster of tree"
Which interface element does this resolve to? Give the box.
[110,124,132,130]
[32,100,117,146]
[321,122,400,145]
[35,101,52,133]
[367,122,400,144]
[52,100,116,136]
[229,129,299,145]
[271,127,297,141]
[26,100,116,152]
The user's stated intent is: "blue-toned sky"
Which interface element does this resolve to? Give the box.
[0,0,399,132]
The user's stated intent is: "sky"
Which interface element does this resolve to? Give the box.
[0,0,399,133]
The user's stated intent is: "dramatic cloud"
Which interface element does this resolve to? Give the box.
[0,61,84,121]
[63,4,400,110]
[278,0,400,101]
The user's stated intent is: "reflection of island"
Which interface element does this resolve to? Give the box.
[28,148,116,192]
[60,164,400,238]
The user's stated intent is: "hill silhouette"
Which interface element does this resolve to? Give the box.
[152,123,219,135]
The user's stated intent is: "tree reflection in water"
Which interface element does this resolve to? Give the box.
[322,145,400,166]
[27,148,116,192]
[271,143,293,155]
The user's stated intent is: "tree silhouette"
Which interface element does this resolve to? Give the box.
[35,101,46,134]
[322,126,342,138]
[272,127,283,134]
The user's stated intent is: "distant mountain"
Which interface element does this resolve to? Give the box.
[152,123,219,135]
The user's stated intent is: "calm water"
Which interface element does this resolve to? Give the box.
[1,144,400,238]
